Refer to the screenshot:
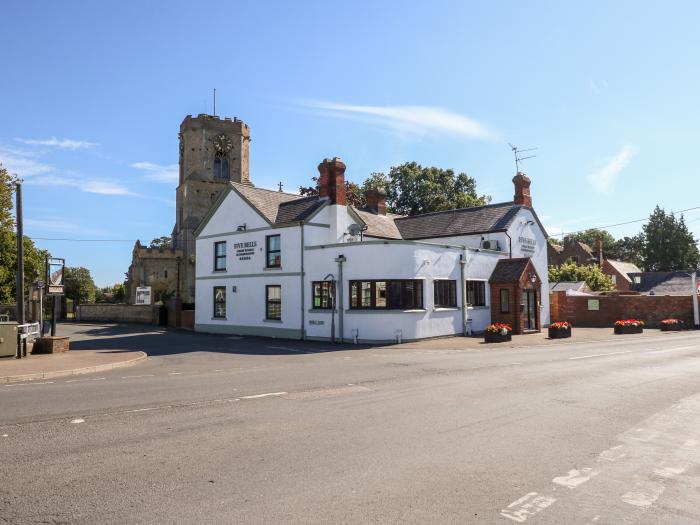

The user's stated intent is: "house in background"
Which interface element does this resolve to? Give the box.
[629,272,698,296]
[601,259,641,291]
[549,281,590,293]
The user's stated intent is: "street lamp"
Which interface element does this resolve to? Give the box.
[323,273,336,344]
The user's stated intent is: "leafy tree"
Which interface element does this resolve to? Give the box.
[383,162,490,216]
[569,229,616,255]
[548,262,615,291]
[0,167,51,303]
[299,178,365,207]
[112,283,126,302]
[642,206,700,271]
[149,236,172,249]
[64,267,97,304]
[611,234,645,269]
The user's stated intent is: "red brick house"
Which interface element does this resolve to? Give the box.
[489,258,543,334]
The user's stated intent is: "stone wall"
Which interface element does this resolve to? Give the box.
[550,291,695,328]
[75,304,160,324]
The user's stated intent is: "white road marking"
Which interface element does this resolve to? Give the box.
[125,407,158,413]
[684,439,698,447]
[5,381,54,387]
[552,468,599,489]
[569,350,633,360]
[653,464,688,478]
[598,445,627,462]
[120,374,155,379]
[621,482,666,507]
[501,492,557,523]
[168,372,182,375]
[70,418,85,424]
[240,392,287,400]
[65,377,106,383]
[2,434,8,437]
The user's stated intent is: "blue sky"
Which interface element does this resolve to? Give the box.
[2,1,700,286]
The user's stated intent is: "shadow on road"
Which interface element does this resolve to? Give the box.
[65,322,375,356]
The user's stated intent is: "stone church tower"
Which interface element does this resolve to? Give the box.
[126,114,250,305]
[173,114,251,302]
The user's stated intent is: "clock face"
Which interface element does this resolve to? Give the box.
[213,134,233,153]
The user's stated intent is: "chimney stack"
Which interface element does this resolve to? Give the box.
[597,236,604,267]
[317,157,347,205]
[513,172,532,208]
[365,187,387,215]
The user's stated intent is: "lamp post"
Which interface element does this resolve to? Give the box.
[323,273,336,344]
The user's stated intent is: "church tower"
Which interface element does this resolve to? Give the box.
[174,114,251,302]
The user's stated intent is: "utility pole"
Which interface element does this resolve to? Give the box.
[15,181,25,358]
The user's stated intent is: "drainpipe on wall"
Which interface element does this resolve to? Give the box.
[335,254,346,343]
[504,231,513,258]
[693,271,699,328]
[459,251,469,336]
[299,222,305,340]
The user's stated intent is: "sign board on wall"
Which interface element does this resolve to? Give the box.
[135,286,152,305]
[518,236,537,255]
[234,240,257,261]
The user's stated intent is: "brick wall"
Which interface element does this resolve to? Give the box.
[75,304,160,324]
[550,291,695,327]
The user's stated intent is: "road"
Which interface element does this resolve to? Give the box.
[2,324,700,524]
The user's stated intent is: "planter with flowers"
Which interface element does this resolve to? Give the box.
[660,318,685,332]
[614,319,644,335]
[548,321,572,339]
[485,323,512,343]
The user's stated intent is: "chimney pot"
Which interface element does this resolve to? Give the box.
[513,172,532,208]
[317,157,347,205]
[365,187,387,215]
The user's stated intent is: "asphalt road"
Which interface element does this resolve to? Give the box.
[2,324,700,524]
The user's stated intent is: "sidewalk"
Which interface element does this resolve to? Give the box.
[0,349,147,383]
[391,327,694,351]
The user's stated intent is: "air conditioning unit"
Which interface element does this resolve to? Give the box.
[481,240,499,250]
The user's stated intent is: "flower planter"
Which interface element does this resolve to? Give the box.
[484,331,512,343]
[548,326,571,339]
[614,325,643,335]
[660,323,684,332]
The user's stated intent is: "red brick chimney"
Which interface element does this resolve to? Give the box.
[513,172,532,208]
[317,157,346,205]
[365,187,387,215]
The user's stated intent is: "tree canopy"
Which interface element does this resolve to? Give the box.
[548,262,615,291]
[149,236,173,249]
[64,267,97,305]
[299,162,490,216]
[642,206,700,271]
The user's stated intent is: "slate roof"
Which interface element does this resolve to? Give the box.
[606,259,641,282]
[629,272,696,295]
[550,281,589,292]
[394,202,524,240]
[489,257,533,283]
[351,208,403,239]
[232,183,325,224]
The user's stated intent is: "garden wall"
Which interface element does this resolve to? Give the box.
[550,291,696,328]
[75,304,160,324]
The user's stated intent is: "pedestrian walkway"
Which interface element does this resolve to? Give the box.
[0,349,147,383]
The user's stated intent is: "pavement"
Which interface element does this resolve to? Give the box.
[2,322,700,524]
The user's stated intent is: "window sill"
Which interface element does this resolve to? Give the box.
[308,308,337,313]
[433,307,459,311]
[211,317,227,321]
[263,318,283,323]
[263,267,283,272]
[212,269,227,273]
[345,309,427,314]
[467,305,489,310]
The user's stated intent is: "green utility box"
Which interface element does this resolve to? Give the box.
[0,322,18,358]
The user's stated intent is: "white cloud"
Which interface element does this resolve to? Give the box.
[131,161,178,183]
[0,146,53,177]
[16,137,98,150]
[589,79,609,95]
[300,100,498,141]
[25,217,106,235]
[24,174,140,196]
[587,145,637,194]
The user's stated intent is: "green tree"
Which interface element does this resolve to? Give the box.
[548,262,615,291]
[569,229,616,255]
[149,236,173,249]
[611,234,645,269]
[113,283,126,302]
[0,164,15,231]
[642,206,700,271]
[64,267,97,304]
[383,162,490,216]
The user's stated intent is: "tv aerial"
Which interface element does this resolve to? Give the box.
[509,143,537,172]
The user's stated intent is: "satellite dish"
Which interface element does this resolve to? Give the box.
[347,223,362,236]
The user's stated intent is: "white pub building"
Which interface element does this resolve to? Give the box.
[194,157,550,343]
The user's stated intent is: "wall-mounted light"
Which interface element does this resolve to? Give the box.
[529,272,537,283]
[236,223,247,232]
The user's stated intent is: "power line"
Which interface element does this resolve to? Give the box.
[553,205,700,238]
[31,237,136,242]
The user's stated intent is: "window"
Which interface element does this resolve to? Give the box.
[434,280,457,308]
[466,281,486,307]
[266,235,281,268]
[567,256,579,264]
[164,270,168,279]
[213,154,229,180]
[266,285,281,320]
[349,280,423,310]
[312,281,335,309]
[500,289,510,313]
[213,286,226,318]
[214,241,227,271]
[611,274,617,285]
